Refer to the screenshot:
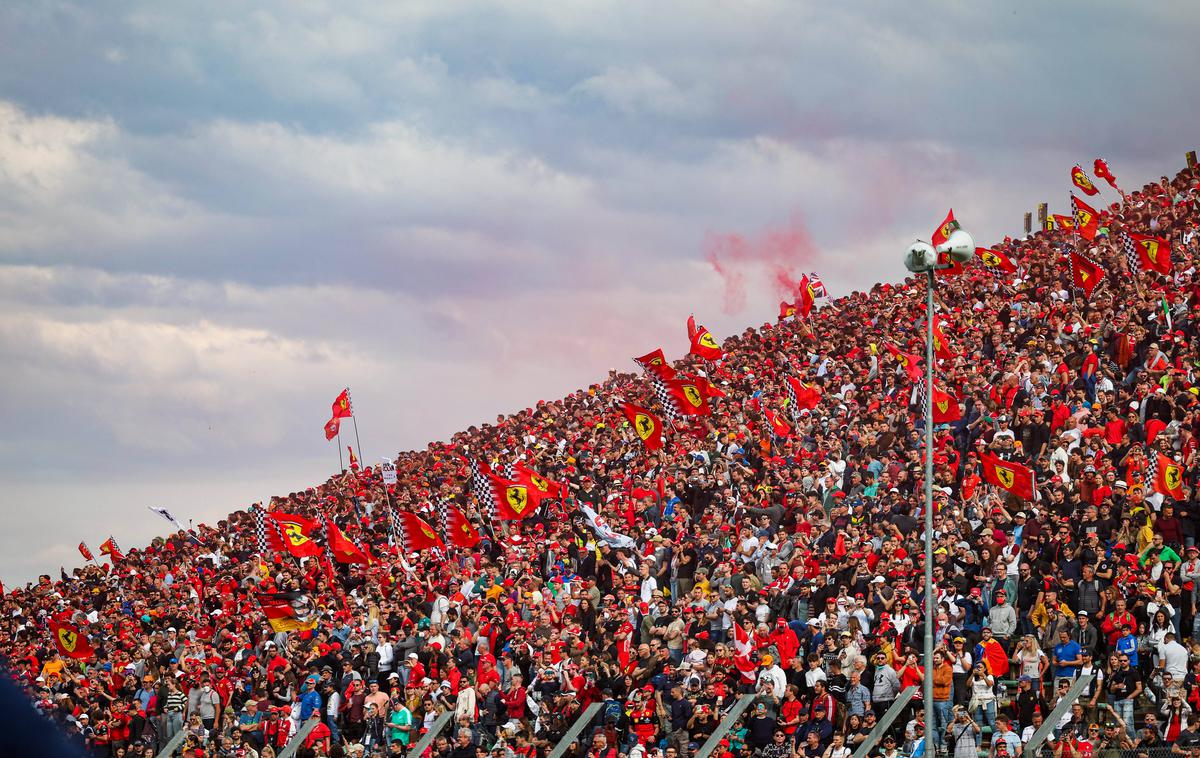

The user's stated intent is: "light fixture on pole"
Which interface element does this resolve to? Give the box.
[904,226,973,758]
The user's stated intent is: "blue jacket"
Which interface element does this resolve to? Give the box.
[299,688,323,722]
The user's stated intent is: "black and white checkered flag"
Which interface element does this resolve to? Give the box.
[252,504,269,555]
[649,371,685,425]
[435,498,451,537]
[1121,231,1141,274]
[1145,448,1159,488]
[469,460,498,520]
[784,376,800,420]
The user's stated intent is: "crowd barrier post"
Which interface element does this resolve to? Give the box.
[1022,674,1095,758]
[277,715,324,758]
[694,694,757,758]
[409,709,455,758]
[546,702,605,758]
[850,685,918,758]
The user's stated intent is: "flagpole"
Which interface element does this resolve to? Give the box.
[351,414,364,468]
[337,428,344,471]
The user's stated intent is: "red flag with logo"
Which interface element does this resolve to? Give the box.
[98,537,123,562]
[974,247,1018,274]
[394,511,447,552]
[931,210,965,275]
[324,416,340,441]
[445,504,481,548]
[884,342,923,382]
[797,275,815,317]
[688,320,723,361]
[1072,195,1100,241]
[266,513,324,558]
[1093,158,1120,192]
[1153,453,1186,499]
[512,463,564,499]
[633,349,672,377]
[622,403,664,451]
[930,382,961,424]
[931,317,955,361]
[1070,251,1106,298]
[49,618,95,660]
[779,301,797,319]
[784,376,821,412]
[332,389,353,419]
[763,409,792,438]
[325,520,371,564]
[1126,231,1172,275]
[487,473,544,521]
[661,377,713,416]
[1070,165,1099,196]
[981,453,1035,500]
[348,446,359,471]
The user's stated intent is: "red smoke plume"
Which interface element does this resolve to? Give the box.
[704,213,819,315]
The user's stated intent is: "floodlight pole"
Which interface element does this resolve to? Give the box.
[923,269,936,758]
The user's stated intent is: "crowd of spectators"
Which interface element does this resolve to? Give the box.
[3,161,1200,758]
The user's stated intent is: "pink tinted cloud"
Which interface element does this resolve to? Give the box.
[704,213,820,314]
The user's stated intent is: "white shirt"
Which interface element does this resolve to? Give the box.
[1159,640,1189,679]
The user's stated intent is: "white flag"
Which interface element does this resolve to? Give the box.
[579,504,637,549]
[380,458,397,485]
[147,505,186,532]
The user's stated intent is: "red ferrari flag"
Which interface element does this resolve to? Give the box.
[325,520,371,564]
[931,210,965,275]
[486,474,543,520]
[324,416,340,441]
[797,275,815,317]
[1093,158,1120,192]
[622,403,664,451]
[1125,231,1172,275]
[332,388,353,419]
[445,504,481,548]
[1153,453,1186,500]
[1070,165,1100,196]
[1070,251,1106,298]
[266,513,324,558]
[779,301,797,320]
[784,376,821,413]
[512,463,564,499]
[1072,195,1100,241]
[763,409,792,438]
[98,537,123,562]
[884,342,922,382]
[688,319,724,361]
[1052,214,1075,231]
[975,247,1018,274]
[78,542,94,562]
[929,382,962,424]
[257,591,319,633]
[49,618,95,660]
[931,317,955,361]
[981,453,1035,500]
[348,446,359,471]
[657,376,712,417]
[393,511,447,553]
[633,349,672,377]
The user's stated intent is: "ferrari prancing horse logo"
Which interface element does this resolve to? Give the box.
[58,628,78,652]
[995,467,1015,489]
[280,522,310,546]
[506,486,529,513]
[682,385,703,407]
[634,413,656,440]
[699,332,719,349]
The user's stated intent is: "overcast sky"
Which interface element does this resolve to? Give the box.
[1,1,1198,584]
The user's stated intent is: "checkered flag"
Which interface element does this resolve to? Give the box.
[252,504,269,555]
[469,459,498,520]
[317,511,338,566]
[1121,231,1140,274]
[784,376,800,420]
[435,498,451,536]
[649,371,685,425]
[1145,447,1158,488]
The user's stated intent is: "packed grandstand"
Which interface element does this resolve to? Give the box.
[4,158,1200,758]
